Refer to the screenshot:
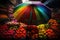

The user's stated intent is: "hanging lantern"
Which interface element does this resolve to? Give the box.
[0,14,8,18]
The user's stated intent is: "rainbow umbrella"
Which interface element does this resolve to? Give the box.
[13,1,51,25]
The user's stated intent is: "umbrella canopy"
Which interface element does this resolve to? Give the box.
[13,1,51,25]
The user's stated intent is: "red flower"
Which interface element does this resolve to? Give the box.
[46,29,57,38]
[1,29,15,38]
[14,27,26,38]
[32,34,38,39]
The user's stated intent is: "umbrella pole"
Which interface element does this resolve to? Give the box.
[29,9,32,25]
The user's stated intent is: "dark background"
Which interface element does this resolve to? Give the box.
[0,0,60,8]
